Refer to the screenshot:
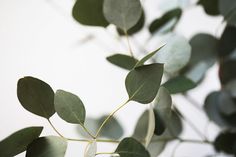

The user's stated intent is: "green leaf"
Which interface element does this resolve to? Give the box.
[103,0,142,31]
[219,25,236,58]
[26,136,67,157]
[54,90,86,124]
[132,110,149,140]
[214,131,236,154]
[219,0,236,26]
[162,76,196,94]
[145,107,155,147]
[84,140,97,157]
[204,91,236,127]
[135,45,165,67]
[149,8,182,34]
[107,54,138,70]
[72,0,108,27]
[125,63,164,104]
[219,58,236,85]
[115,137,150,157]
[17,77,55,119]
[0,127,43,157]
[189,33,219,68]
[117,12,145,35]
[153,111,166,136]
[198,0,219,16]
[98,115,124,139]
[77,116,124,139]
[218,91,236,116]
[155,35,191,74]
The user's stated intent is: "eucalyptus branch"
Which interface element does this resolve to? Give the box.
[47,119,65,138]
[124,30,134,57]
[95,100,130,138]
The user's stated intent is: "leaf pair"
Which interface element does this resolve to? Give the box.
[73,0,143,33]
[17,77,86,126]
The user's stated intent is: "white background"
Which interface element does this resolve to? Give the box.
[0,0,231,156]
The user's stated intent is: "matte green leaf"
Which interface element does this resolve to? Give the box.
[132,110,149,140]
[54,90,86,124]
[219,25,236,58]
[225,80,236,97]
[77,116,124,139]
[189,33,219,68]
[17,77,55,119]
[198,0,219,16]
[155,35,191,74]
[125,63,164,104]
[84,140,97,157]
[219,0,236,26]
[154,87,172,118]
[153,111,166,136]
[72,0,108,27]
[163,76,196,94]
[135,45,165,67]
[219,58,236,85]
[26,136,67,157]
[117,12,145,35]
[98,115,124,139]
[107,54,138,70]
[0,127,43,157]
[149,8,182,34]
[214,131,236,154]
[204,91,236,127]
[103,0,142,31]
[147,135,167,157]
[115,137,150,157]
[218,91,236,116]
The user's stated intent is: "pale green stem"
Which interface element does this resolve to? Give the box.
[95,100,130,138]
[124,30,134,57]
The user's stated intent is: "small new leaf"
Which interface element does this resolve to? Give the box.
[125,63,164,104]
[26,136,67,157]
[115,137,150,157]
[103,0,142,31]
[17,77,55,119]
[135,45,165,67]
[54,90,86,124]
[0,127,43,157]
[107,54,138,70]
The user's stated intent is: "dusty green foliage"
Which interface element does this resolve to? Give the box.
[1,0,236,156]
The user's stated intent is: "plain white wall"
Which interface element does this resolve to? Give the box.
[0,0,230,156]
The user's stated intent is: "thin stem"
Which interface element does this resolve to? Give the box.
[96,139,120,143]
[96,152,117,156]
[183,93,203,112]
[66,138,90,142]
[124,30,134,57]
[95,100,130,138]
[47,119,65,138]
[80,124,96,139]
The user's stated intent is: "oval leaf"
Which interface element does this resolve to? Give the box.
[26,136,67,157]
[145,106,155,147]
[107,54,138,70]
[72,0,108,27]
[198,0,220,16]
[0,127,43,157]
[54,90,86,124]
[125,63,164,104]
[17,77,55,119]
[115,137,150,157]
[103,0,142,31]
[84,140,97,157]
[156,35,191,74]
[163,76,196,94]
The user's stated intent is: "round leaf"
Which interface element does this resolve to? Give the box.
[214,131,236,154]
[115,137,150,157]
[103,0,142,31]
[17,77,55,119]
[125,63,164,104]
[72,0,109,27]
[26,136,67,157]
[54,90,86,124]
[155,35,191,74]
[0,127,43,157]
